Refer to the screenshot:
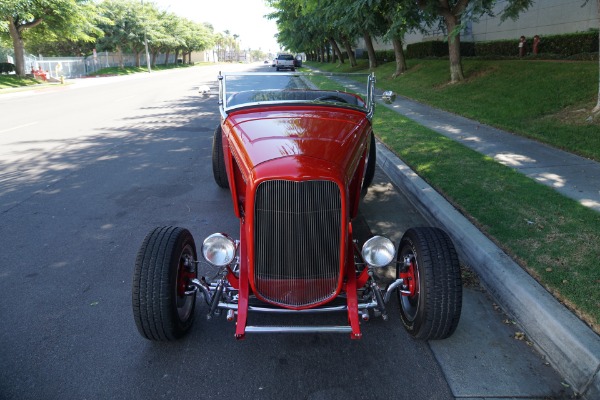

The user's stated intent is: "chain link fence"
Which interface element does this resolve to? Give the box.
[1,46,178,79]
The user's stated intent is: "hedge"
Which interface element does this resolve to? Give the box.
[405,30,599,59]
[405,41,475,58]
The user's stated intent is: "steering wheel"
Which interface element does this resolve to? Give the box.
[314,95,349,104]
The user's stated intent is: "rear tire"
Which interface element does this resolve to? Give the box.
[132,227,198,341]
[212,125,229,189]
[397,227,462,340]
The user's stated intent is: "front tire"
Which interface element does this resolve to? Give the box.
[396,227,462,340]
[212,125,229,189]
[361,133,376,197]
[132,227,198,341]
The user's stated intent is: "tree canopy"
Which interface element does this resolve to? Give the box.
[0,0,216,75]
[268,0,535,82]
[0,0,103,75]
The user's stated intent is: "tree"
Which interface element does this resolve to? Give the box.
[417,0,534,82]
[269,0,384,69]
[175,19,213,64]
[96,0,137,68]
[149,10,177,66]
[377,0,424,77]
[0,0,102,76]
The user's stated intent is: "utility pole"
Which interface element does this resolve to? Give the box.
[141,0,151,72]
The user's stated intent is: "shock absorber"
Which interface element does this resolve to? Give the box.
[207,280,224,319]
[369,271,388,321]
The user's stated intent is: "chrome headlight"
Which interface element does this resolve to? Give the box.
[202,233,236,267]
[361,236,396,268]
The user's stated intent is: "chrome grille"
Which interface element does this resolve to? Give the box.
[254,180,342,307]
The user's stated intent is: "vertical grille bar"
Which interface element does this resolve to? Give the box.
[254,180,342,307]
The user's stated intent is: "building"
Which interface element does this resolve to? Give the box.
[368,0,598,51]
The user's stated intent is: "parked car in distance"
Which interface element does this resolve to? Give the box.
[132,72,463,342]
[275,53,295,71]
[264,60,269,64]
[271,58,276,67]
[294,55,302,68]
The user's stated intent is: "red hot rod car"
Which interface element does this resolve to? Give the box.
[132,72,462,341]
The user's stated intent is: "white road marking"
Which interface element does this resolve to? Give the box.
[0,121,39,134]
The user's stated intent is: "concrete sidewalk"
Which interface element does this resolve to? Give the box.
[373,95,600,398]
[380,95,600,213]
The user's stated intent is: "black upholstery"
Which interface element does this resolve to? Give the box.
[226,90,364,108]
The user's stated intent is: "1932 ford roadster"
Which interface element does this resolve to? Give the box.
[132,72,462,341]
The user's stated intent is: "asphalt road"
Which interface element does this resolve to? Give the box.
[0,64,456,399]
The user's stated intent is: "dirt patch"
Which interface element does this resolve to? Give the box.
[464,65,499,82]
[542,102,600,126]
[434,65,499,89]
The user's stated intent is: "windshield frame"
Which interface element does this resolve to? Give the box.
[218,72,375,119]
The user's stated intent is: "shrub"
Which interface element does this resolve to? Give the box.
[406,41,475,58]
[361,49,395,63]
[0,62,16,74]
[476,30,599,57]
[405,30,598,59]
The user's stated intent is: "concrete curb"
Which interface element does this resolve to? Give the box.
[375,141,600,398]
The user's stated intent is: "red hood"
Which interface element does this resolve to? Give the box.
[223,106,369,171]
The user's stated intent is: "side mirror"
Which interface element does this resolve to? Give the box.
[382,91,397,104]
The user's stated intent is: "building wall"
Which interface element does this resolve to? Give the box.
[190,51,214,63]
[472,0,598,41]
[364,0,598,50]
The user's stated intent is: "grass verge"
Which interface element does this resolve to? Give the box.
[306,62,600,333]
[90,63,200,76]
[0,75,43,90]
[0,63,203,90]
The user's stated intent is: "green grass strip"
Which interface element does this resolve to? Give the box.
[90,63,198,76]
[0,75,42,89]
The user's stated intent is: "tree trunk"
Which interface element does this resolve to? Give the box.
[444,14,464,82]
[117,45,124,69]
[151,51,157,67]
[7,16,44,76]
[135,50,141,67]
[329,38,344,63]
[174,49,180,63]
[7,18,27,76]
[392,37,407,78]
[164,50,171,65]
[363,31,377,69]
[341,37,357,67]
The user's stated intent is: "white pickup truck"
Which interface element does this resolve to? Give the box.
[275,54,295,71]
